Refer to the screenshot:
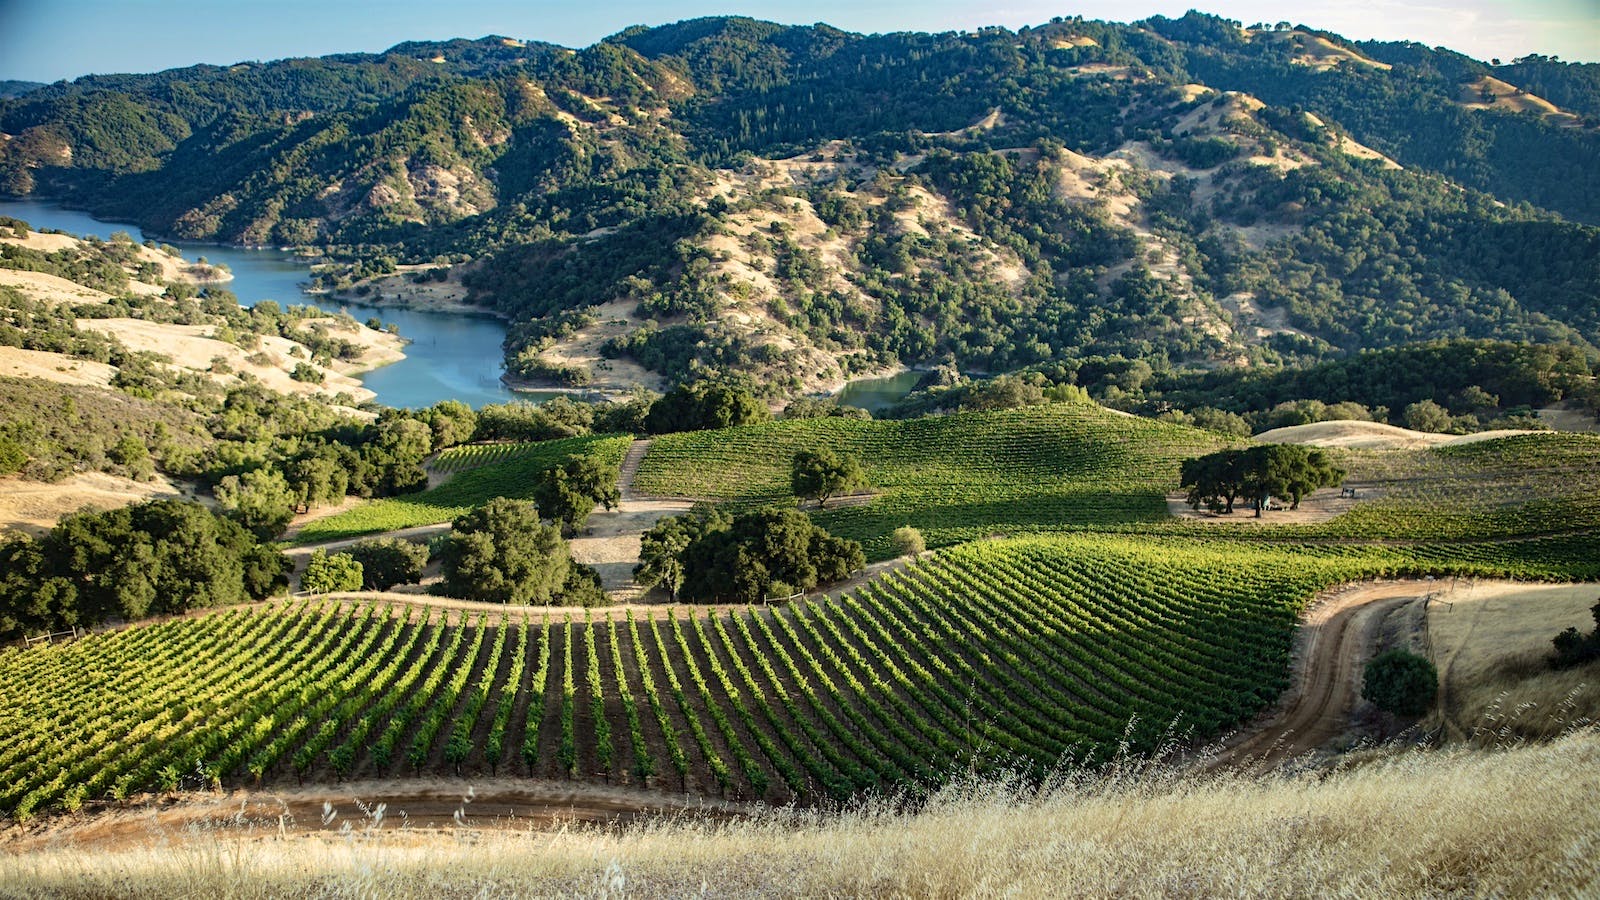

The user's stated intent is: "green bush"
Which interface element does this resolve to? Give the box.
[891,525,925,557]
[0,436,26,475]
[1362,649,1439,717]
[301,550,363,594]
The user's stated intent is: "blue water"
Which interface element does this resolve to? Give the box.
[0,198,517,409]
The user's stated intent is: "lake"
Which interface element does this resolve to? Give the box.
[0,198,517,409]
[836,369,922,413]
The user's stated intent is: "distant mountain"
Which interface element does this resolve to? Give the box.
[2,13,1596,399]
[0,80,44,99]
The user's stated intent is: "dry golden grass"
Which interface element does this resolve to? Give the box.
[1429,581,1600,742]
[3,734,1596,898]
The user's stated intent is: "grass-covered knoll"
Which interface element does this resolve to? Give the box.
[292,435,630,544]
[4,530,1591,820]
[633,402,1232,558]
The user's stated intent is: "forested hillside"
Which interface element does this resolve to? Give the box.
[3,13,1597,400]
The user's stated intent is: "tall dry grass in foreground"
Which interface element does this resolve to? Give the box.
[4,732,1598,898]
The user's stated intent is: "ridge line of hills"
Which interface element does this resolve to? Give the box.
[1,11,1597,409]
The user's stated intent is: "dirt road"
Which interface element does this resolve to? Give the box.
[6,778,746,851]
[1206,580,1430,769]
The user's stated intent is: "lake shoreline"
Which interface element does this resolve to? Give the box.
[0,197,519,409]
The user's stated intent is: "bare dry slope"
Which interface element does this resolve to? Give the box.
[1256,419,1539,450]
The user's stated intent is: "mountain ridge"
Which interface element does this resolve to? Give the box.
[2,12,1597,401]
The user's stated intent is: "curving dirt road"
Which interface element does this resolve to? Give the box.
[1205,580,1430,770]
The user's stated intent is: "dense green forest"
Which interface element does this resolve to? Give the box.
[2,14,1597,399]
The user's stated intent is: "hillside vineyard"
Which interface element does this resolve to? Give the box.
[1,9,1599,891]
[1,529,1592,820]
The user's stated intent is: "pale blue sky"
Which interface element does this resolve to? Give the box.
[1,0,1595,83]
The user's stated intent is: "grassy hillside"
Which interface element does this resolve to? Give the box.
[2,531,1593,821]
[7,733,1594,896]
[632,403,1600,556]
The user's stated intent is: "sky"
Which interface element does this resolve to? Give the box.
[0,0,1596,83]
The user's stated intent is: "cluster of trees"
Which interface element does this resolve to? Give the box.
[205,401,479,539]
[436,498,605,606]
[636,506,864,603]
[3,16,1596,434]
[0,500,288,640]
[302,537,431,593]
[1180,444,1345,515]
[885,371,1093,419]
[1148,11,1600,223]
[470,384,773,443]
[1118,340,1595,433]
[0,377,207,482]
[644,381,771,434]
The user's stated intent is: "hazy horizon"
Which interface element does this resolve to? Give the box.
[1,0,1596,84]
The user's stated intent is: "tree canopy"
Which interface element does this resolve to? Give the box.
[0,499,287,640]
[645,382,771,434]
[532,454,621,536]
[301,550,363,594]
[634,512,703,602]
[791,447,867,507]
[437,497,571,605]
[346,537,429,591]
[675,507,865,603]
[1180,444,1345,516]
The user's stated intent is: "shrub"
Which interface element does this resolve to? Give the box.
[891,526,926,558]
[1551,601,1600,669]
[1362,649,1438,717]
[0,436,27,475]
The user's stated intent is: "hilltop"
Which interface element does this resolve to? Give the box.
[1,13,1596,400]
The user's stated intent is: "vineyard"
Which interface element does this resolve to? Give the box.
[1300,433,1600,540]
[428,441,562,474]
[632,403,1234,558]
[634,406,1600,557]
[5,403,1599,824]
[3,532,1594,821]
[292,435,631,544]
